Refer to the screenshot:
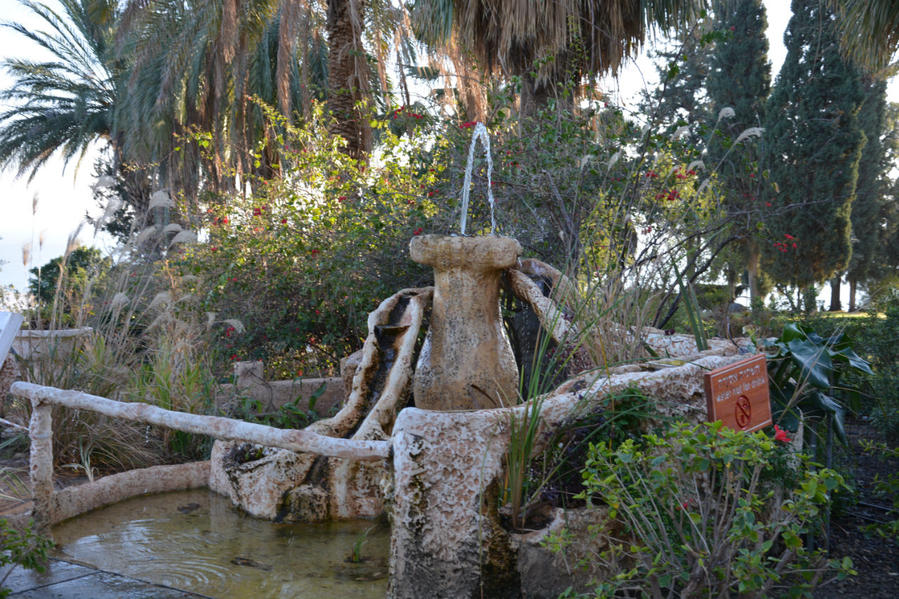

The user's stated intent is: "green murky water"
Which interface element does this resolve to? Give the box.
[52,489,389,598]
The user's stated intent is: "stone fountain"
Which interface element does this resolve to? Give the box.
[207,125,752,598]
[410,234,521,410]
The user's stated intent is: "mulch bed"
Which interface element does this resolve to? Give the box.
[813,419,899,599]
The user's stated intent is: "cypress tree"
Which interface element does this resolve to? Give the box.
[762,0,865,308]
[845,80,889,310]
[706,0,771,305]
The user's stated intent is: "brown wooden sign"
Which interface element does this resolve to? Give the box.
[704,354,772,433]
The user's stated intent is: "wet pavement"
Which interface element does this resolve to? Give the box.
[6,558,211,598]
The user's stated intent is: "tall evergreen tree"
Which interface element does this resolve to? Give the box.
[642,29,713,133]
[706,0,771,305]
[843,79,889,310]
[761,0,865,308]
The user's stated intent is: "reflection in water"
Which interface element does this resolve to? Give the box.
[52,489,389,598]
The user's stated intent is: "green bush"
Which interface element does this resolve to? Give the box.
[576,421,854,598]
[0,519,52,597]
[179,104,437,378]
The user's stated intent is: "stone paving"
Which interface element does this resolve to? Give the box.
[6,558,210,598]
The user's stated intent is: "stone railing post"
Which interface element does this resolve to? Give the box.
[28,398,54,529]
[388,407,518,599]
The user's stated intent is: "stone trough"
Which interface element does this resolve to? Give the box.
[11,234,754,598]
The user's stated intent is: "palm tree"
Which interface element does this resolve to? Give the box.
[410,0,706,112]
[831,0,899,72]
[0,0,119,179]
[116,0,288,196]
[327,0,371,158]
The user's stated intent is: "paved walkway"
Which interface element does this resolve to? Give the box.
[6,557,211,598]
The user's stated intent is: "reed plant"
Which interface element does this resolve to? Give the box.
[10,208,226,471]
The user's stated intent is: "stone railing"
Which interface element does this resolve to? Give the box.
[10,381,389,528]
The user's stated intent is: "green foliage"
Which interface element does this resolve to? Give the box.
[503,382,658,529]
[0,519,52,597]
[180,103,435,377]
[765,323,873,446]
[0,0,116,179]
[231,383,327,431]
[577,421,854,598]
[27,247,108,326]
[847,80,890,293]
[762,0,866,289]
[504,393,545,530]
[706,0,771,305]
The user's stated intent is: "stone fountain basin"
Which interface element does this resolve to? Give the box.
[409,234,521,270]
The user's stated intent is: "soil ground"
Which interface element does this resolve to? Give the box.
[812,419,899,599]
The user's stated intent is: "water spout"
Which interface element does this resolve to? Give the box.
[459,123,496,236]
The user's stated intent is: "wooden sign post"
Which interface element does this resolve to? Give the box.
[704,354,772,433]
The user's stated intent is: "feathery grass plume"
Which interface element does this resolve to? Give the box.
[607,150,621,171]
[93,174,115,190]
[687,159,704,172]
[21,242,31,267]
[672,125,691,140]
[64,223,84,257]
[102,197,123,219]
[148,291,172,311]
[32,193,39,215]
[109,292,129,310]
[734,126,764,145]
[169,230,197,245]
[148,190,174,210]
[163,223,182,234]
[206,312,217,329]
[174,293,195,305]
[135,225,158,246]
[38,229,45,251]
[222,318,245,334]
[717,106,735,122]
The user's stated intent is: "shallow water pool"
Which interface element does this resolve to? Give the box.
[52,489,389,598]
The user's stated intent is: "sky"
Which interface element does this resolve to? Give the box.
[0,1,896,296]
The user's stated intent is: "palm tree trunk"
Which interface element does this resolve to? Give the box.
[277,0,302,118]
[327,0,371,159]
[448,39,485,123]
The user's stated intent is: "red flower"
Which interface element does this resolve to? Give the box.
[413,227,423,236]
[338,196,347,203]
[222,217,229,225]
[729,25,736,32]
[773,424,791,443]
[310,249,320,256]
[210,246,218,253]
[281,218,288,224]
[230,354,238,361]
[459,121,476,129]
[253,208,262,216]
[765,202,772,207]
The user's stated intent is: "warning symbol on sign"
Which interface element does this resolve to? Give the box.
[704,354,772,433]
[734,395,752,429]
